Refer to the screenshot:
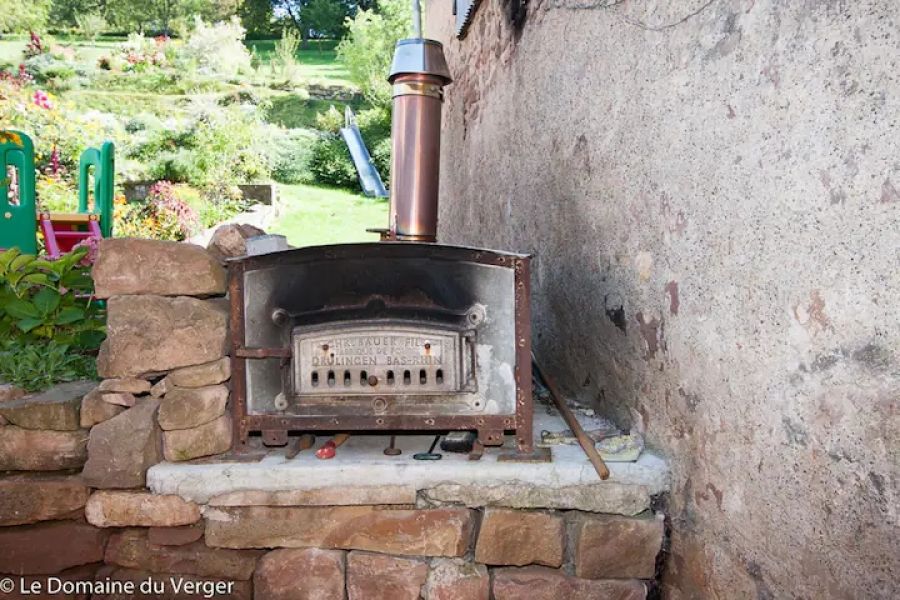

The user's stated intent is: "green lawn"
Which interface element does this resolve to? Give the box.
[271,184,388,247]
[252,48,353,86]
[0,40,23,64]
[0,39,115,66]
[1,38,352,86]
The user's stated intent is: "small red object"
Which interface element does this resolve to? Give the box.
[315,441,336,459]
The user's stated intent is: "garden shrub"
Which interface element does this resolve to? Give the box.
[115,33,173,71]
[273,27,302,86]
[124,112,164,133]
[181,16,252,77]
[114,181,198,241]
[132,102,270,187]
[36,173,78,213]
[23,53,77,88]
[75,12,107,41]
[268,128,316,185]
[196,184,252,228]
[357,105,392,144]
[372,137,392,182]
[315,105,343,134]
[0,77,109,174]
[0,246,105,352]
[306,104,392,189]
[308,135,357,189]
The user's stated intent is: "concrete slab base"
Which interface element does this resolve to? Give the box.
[148,412,669,515]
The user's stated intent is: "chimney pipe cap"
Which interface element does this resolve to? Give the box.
[388,38,452,85]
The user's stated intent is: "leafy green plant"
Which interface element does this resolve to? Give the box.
[0,341,97,392]
[197,184,251,228]
[0,247,105,350]
[308,134,357,188]
[75,12,107,41]
[274,27,302,85]
[0,0,50,34]
[268,128,316,185]
[133,101,270,187]
[308,104,391,189]
[181,16,252,77]
[337,0,412,108]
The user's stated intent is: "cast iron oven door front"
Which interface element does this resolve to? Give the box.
[229,242,533,453]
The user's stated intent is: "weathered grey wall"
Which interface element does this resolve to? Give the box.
[425,0,899,597]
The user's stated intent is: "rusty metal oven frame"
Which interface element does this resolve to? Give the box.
[229,243,534,456]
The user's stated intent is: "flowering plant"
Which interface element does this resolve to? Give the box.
[33,89,52,110]
[114,181,199,241]
[24,32,46,59]
[99,33,174,73]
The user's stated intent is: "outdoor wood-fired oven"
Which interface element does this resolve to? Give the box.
[229,5,534,458]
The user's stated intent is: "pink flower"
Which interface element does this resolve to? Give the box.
[32,90,52,110]
[72,236,100,266]
[50,147,60,176]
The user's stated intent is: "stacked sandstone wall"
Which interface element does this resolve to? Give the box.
[0,237,666,598]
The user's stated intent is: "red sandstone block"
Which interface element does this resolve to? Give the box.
[105,529,262,580]
[0,474,90,526]
[574,513,664,579]
[474,508,564,567]
[425,558,489,600]
[254,548,346,600]
[205,506,474,557]
[493,566,647,600]
[346,552,427,600]
[0,521,108,575]
[147,524,205,546]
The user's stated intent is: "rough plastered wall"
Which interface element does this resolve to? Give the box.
[425,0,899,598]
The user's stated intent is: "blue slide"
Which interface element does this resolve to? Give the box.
[340,106,389,198]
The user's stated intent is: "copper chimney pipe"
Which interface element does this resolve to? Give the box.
[387,1,452,242]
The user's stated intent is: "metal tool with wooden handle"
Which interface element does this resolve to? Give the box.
[286,434,315,459]
[532,354,610,480]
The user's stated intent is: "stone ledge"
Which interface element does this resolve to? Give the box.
[148,413,669,516]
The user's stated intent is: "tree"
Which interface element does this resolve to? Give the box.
[337,0,411,107]
[239,0,274,37]
[101,0,241,34]
[0,0,51,33]
[75,12,108,40]
[301,0,350,38]
[49,0,104,30]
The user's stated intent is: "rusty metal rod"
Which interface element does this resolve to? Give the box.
[532,353,610,480]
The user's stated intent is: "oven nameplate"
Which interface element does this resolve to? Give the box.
[292,322,472,396]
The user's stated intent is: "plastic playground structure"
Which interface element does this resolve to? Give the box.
[1,130,114,257]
